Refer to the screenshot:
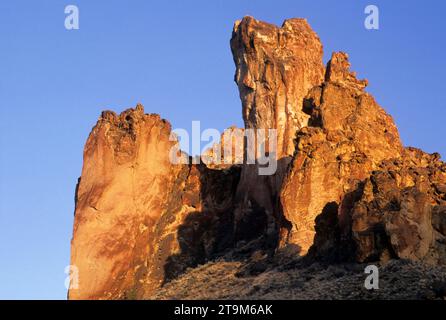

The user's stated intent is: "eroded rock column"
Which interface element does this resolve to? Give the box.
[230,16,325,243]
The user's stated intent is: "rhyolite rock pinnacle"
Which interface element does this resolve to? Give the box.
[230,16,325,246]
[231,16,324,158]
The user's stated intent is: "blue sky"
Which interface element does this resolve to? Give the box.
[0,0,445,299]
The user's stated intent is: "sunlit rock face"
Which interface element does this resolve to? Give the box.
[69,105,188,299]
[231,16,324,158]
[230,16,325,245]
[201,126,245,170]
[69,105,240,299]
[350,148,446,264]
[280,52,403,256]
[280,53,446,264]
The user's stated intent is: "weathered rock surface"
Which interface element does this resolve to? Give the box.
[70,16,446,300]
[69,105,240,299]
[280,52,403,255]
[231,16,324,158]
[279,53,446,265]
[351,147,446,264]
[230,16,325,247]
[201,126,245,170]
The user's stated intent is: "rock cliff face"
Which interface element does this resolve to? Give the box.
[351,148,446,264]
[70,105,240,299]
[279,52,446,264]
[230,16,324,158]
[69,17,446,299]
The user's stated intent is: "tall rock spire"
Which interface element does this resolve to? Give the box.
[230,17,325,244]
[231,16,324,157]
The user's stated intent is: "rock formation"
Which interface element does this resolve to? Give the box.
[230,16,324,158]
[279,51,402,255]
[279,52,446,265]
[201,126,245,170]
[351,147,446,264]
[230,16,324,246]
[69,16,446,300]
[70,105,240,299]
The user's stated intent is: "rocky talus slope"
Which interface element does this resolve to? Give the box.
[69,17,446,300]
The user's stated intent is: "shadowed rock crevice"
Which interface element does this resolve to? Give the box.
[230,16,325,248]
[162,165,242,285]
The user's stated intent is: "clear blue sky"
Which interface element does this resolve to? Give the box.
[0,0,445,299]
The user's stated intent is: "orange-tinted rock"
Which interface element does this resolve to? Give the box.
[201,126,245,170]
[69,105,240,299]
[279,52,446,264]
[325,52,368,92]
[230,16,325,244]
[231,16,324,158]
[280,52,403,255]
[69,105,187,299]
[351,148,446,264]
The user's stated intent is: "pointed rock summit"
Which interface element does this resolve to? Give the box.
[231,16,324,157]
[230,16,325,245]
[280,51,403,255]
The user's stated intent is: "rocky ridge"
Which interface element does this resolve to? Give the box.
[69,16,446,299]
